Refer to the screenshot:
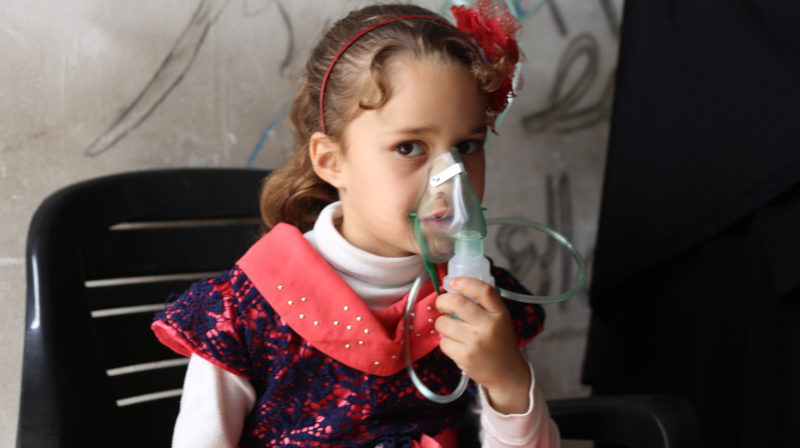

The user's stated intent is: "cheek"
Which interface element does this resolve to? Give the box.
[392,171,428,205]
[474,174,486,202]
[465,160,486,201]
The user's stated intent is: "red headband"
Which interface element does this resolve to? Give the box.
[319,1,520,134]
[319,14,450,134]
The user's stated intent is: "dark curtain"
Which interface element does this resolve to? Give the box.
[583,1,800,446]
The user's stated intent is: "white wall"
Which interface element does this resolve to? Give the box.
[0,1,622,445]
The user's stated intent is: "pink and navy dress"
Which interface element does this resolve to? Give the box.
[152,223,544,447]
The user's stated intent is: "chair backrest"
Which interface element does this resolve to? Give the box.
[18,168,269,448]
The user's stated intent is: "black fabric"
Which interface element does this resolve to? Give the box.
[584,1,800,446]
[586,186,800,446]
[591,0,800,293]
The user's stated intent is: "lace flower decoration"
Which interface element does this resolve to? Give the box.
[451,0,522,130]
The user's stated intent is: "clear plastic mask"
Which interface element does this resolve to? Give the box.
[410,147,486,264]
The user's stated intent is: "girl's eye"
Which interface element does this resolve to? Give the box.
[395,142,424,157]
[455,140,483,155]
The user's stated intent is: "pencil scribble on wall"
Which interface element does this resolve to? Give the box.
[2,130,48,154]
[246,100,292,168]
[546,0,568,37]
[245,0,298,167]
[243,0,296,76]
[522,0,621,135]
[599,0,621,39]
[522,33,614,134]
[84,0,231,157]
[243,0,271,16]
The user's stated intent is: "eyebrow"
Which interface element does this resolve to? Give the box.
[469,125,488,135]
[388,125,487,136]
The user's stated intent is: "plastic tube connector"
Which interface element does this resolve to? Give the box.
[443,230,494,291]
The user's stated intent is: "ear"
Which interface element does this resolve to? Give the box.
[309,132,345,189]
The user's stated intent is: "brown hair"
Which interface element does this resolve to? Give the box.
[260,3,512,232]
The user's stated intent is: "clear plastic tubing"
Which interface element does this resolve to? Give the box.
[486,217,587,304]
[403,272,470,404]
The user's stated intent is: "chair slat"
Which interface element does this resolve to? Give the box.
[109,364,188,400]
[92,312,178,368]
[84,278,205,310]
[82,222,262,280]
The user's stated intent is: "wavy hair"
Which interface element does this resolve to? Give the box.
[260,4,512,232]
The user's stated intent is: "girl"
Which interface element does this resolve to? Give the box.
[153,2,559,446]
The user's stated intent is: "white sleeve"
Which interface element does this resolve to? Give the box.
[172,354,257,448]
[478,361,561,448]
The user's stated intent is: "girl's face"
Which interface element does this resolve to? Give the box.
[336,57,487,257]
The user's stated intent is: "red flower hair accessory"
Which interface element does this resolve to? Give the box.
[451,0,522,129]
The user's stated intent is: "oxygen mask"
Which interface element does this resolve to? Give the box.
[410,148,493,290]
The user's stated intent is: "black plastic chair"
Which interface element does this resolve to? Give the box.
[549,394,702,447]
[18,168,703,447]
[18,169,268,447]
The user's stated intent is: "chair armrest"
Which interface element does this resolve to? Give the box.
[548,394,703,448]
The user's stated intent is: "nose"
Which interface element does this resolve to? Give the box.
[429,194,451,218]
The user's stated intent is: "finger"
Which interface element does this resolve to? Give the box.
[438,335,466,369]
[446,277,505,314]
[434,314,480,344]
[435,292,489,325]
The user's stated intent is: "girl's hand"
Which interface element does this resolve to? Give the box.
[434,277,531,414]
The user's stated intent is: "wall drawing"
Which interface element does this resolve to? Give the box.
[84,0,231,157]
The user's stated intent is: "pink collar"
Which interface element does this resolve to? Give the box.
[237,223,445,376]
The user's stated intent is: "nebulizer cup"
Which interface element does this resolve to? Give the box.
[405,147,588,404]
